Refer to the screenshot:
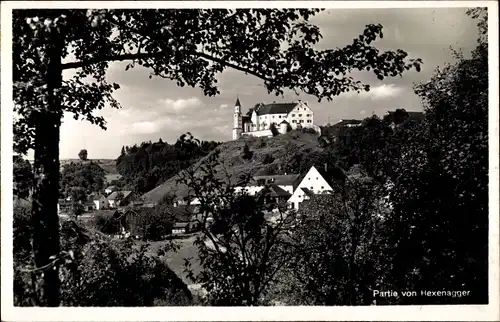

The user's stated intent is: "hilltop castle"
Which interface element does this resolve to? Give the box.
[232,97,316,140]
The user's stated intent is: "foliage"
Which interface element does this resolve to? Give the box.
[178,138,298,305]
[14,155,34,199]
[115,135,220,193]
[78,149,88,161]
[91,212,122,235]
[242,143,253,160]
[299,9,489,305]
[262,153,275,165]
[127,206,176,241]
[269,123,280,136]
[382,9,488,304]
[59,161,106,197]
[276,175,389,305]
[14,205,193,306]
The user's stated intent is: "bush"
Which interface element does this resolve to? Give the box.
[132,207,174,241]
[301,127,316,135]
[13,205,193,306]
[91,212,121,235]
[254,137,266,148]
[269,123,280,136]
[262,153,275,165]
[242,143,253,160]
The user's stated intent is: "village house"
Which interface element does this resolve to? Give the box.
[106,190,137,208]
[89,193,107,210]
[170,205,202,234]
[232,97,317,140]
[287,165,334,210]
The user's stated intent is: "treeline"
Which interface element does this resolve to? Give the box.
[115,133,221,194]
[59,161,106,198]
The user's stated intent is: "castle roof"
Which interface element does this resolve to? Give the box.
[255,102,298,116]
[242,115,252,123]
[235,97,241,107]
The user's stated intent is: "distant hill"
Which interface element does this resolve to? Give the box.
[59,159,118,175]
[142,131,323,205]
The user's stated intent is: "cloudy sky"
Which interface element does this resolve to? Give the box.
[52,7,479,160]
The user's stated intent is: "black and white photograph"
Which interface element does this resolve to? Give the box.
[1,1,499,321]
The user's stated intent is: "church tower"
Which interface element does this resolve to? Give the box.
[232,96,243,140]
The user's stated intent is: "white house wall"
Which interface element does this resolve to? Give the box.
[285,101,314,129]
[288,188,310,210]
[241,129,273,138]
[287,166,333,209]
[234,185,264,196]
[297,166,333,194]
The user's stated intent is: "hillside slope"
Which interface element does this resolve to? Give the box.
[142,132,323,204]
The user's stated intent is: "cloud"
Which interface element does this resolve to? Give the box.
[158,97,202,112]
[341,84,405,101]
[129,121,162,135]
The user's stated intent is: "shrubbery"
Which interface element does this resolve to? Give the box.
[13,204,192,306]
[91,212,121,235]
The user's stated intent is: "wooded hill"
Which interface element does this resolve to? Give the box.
[141,130,327,205]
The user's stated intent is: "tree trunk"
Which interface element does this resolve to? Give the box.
[31,35,63,307]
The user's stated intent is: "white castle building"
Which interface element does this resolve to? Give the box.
[232,97,316,140]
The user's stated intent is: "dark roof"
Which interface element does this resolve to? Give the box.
[280,119,290,125]
[173,222,189,228]
[266,184,292,197]
[235,97,241,107]
[255,103,298,116]
[252,174,300,186]
[107,191,133,200]
[301,187,315,197]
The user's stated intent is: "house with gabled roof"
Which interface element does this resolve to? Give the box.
[288,165,334,210]
[233,97,315,140]
[106,190,137,208]
[234,173,300,197]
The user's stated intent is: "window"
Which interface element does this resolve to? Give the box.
[292,120,296,123]
[292,114,296,117]
[278,115,281,118]
[272,115,275,118]
[300,119,304,123]
[298,114,302,117]
[321,186,324,189]
[307,120,312,123]
[307,114,311,117]
[316,177,318,180]
[310,186,313,190]
[308,177,311,180]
